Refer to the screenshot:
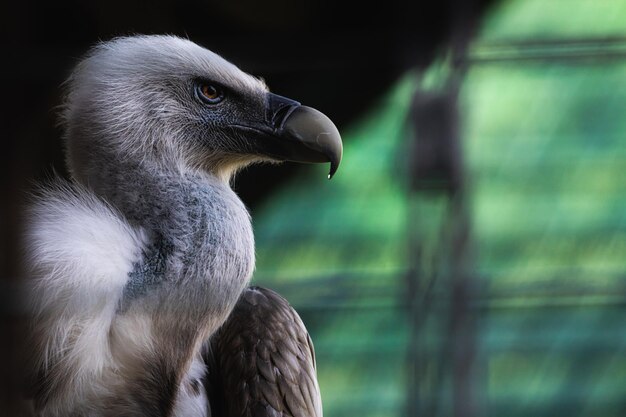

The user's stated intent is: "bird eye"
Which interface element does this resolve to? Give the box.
[197,83,224,104]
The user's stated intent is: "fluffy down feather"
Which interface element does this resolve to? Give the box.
[24,180,148,414]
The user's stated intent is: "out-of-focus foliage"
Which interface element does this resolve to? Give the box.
[252,0,626,416]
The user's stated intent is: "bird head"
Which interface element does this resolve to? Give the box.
[62,35,342,183]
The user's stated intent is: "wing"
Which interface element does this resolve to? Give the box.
[23,179,147,411]
[206,286,322,417]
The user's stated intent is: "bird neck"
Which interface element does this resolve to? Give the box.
[92,159,255,414]
[101,159,254,315]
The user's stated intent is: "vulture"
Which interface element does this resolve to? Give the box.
[23,35,342,417]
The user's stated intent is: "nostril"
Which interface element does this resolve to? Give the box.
[266,93,301,129]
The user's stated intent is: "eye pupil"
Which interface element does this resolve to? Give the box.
[202,85,217,98]
[198,83,223,103]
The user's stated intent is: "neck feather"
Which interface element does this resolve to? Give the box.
[91,159,255,414]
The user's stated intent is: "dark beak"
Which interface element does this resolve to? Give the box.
[239,93,343,179]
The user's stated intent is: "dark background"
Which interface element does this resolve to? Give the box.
[0,1,495,413]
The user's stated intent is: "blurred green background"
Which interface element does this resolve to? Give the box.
[252,0,626,416]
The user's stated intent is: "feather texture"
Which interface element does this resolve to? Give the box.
[207,287,322,417]
[24,180,148,414]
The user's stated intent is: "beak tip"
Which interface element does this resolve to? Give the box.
[328,159,340,179]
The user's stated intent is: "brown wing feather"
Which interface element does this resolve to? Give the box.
[206,286,322,417]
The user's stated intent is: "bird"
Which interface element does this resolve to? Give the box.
[22,35,342,417]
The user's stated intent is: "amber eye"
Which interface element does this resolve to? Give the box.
[196,83,224,104]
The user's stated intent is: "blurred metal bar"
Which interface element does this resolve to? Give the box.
[469,36,626,64]
[406,81,477,417]
[404,7,483,413]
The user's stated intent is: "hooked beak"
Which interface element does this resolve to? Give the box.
[236,93,343,179]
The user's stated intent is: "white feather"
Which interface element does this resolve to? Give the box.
[25,180,148,413]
